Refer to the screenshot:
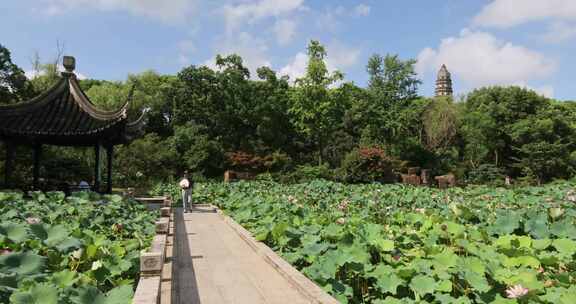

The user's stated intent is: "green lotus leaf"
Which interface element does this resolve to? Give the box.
[489,295,517,304]
[374,239,394,252]
[435,294,473,303]
[0,223,28,244]
[372,298,405,304]
[0,272,18,290]
[560,288,576,304]
[0,252,45,276]
[549,207,564,219]
[409,275,436,298]
[436,280,452,293]
[550,219,576,239]
[71,286,106,304]
[104,285,133,304]
[441,221,465,236]
[508,270,543,290]
[491,212,521,235]
[369,264,404,294]
[532,239,551,250]
[342,243,370,265]
[50,270,77,288]
[432,249,458,270]
[10,283,58,304]
[463,271,491,293]
[322,223,344,240]
[55,237,82,252]
[301,241,330,257]
[552,239,576,256]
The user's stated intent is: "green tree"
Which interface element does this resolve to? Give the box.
[508,103,576,183]
[168,123,224,177]
[0,44,32,104]
[462,86,549,169]
[290,40,345,165]
[351,54,421,147]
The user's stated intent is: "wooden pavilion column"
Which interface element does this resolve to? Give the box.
[106,145,114,194]
[94,144,101,192]
[4,142,14,189]
[33,144,42,190]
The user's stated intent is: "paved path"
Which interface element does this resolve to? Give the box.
[171,206,313,304]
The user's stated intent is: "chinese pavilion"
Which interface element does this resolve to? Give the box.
[0,56,144,193]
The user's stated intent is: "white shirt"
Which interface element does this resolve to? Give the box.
[179,178,190,189]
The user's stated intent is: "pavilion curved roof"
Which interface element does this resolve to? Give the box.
[0,61,144,146]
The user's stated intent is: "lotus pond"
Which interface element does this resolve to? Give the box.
[192,180,576,304]
[0,191,156,304]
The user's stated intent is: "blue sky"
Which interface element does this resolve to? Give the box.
[1,0,575,100]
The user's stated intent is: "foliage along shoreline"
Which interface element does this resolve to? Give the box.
[190,180,576,304]
[0,191,157,303]
[2,41,576,190]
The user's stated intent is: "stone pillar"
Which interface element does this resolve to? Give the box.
[33,144,42,190]
[4,142,14,189]
[94,145,101,192]
[421,169,431,185]
[106,146,114,194]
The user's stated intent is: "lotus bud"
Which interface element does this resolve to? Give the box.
[26,217,41,224]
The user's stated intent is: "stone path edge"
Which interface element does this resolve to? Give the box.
[207,204,340,304]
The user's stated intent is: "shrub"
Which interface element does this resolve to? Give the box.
[339,147,402,183]
[282,164,333,183]
[226,150,292,173]
[465,164,505,185]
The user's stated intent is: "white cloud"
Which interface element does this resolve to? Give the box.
[206,32,271,75]
[316,6,345,32]
[326,42,361,71]
[513,82,555,98]
[509,83,555,98]
[534,85,555,98]
[222,0,304,32]
[353,4,371,17]
[40,0,198,23]
[280,52,307,80]
[177,39,196,66]
[280,42,361,81]
[473,0,576,28]
[416,29,556,89]
[178,39,196,53]
[540,21,576,43]
[273,19,297,45]
[178,54,191,66]
[26,65,87,80]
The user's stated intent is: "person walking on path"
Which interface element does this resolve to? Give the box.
[179,171,192,213]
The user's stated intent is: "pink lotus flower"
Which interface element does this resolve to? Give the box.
[337,200,349,211]
[112,223,124,232]
[506,284,529,299]
[26,217,41,224]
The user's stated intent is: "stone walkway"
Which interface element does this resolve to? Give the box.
[171,206,314,304]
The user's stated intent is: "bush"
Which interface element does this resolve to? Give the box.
[465,164,505,185]
[282,164,333,183]
[339,147,402,183]
[225,150,293,173]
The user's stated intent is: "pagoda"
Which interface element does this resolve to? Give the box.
[0,56,144,193]
[435,64,453,97]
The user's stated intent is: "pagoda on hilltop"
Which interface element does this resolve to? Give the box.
[435,64,453,97]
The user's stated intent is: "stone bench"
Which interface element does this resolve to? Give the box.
[133,203,172,303]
